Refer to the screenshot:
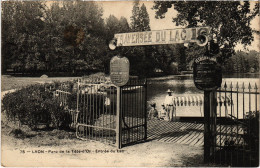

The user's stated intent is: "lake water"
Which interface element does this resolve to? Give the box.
[147,73,259,118]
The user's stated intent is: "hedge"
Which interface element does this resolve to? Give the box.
[2,83,71,130]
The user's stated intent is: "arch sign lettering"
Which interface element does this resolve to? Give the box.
[110,56,130,86]
[114,27,210,47]
[193,56,222,91]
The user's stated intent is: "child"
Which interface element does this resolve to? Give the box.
[160,104,167,120]
[148,103,159,120]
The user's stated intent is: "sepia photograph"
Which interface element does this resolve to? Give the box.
[1,0,259,167]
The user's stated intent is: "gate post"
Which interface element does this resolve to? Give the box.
[204,91,217,163]
[144,79,148,140]
[116,86,122,149]
[210,91,217,161]
[204,91,210,162]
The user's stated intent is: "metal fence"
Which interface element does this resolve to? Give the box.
[75,77,117,144]
[75,77,147,148]
[53,90,71,107]
[210,82,259,167]
[120,79,147,147]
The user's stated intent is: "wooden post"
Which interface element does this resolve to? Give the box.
[116,86,122,149]
[204,91,211,162]
[210,91,217,160]
[204,91,217,163]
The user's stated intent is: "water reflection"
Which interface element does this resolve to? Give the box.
[147,74,259,117]
[223,73,259,78]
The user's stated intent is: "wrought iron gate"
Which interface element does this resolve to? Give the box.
[209,82,259,167]
[76,77,117,144]
[75,77,147,148]
[120,79,147,147]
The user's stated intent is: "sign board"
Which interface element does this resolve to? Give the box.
[114,27,210,47]
[110,56,130,86]
[193,56,222,91]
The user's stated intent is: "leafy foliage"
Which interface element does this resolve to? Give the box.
[127,2,156,77]
[1,1,107,74]
[2,1,46,73]
[131,2,151,32]
[2,1,191,77]
[153,1,259,62]
[223,50,259,73]
[2,84,70,129]
[128,1,187,75]
[43,1,106,73]
[104,15,130,73]
[243,111,259,149]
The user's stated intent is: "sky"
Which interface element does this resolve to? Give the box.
[100,1,259,52]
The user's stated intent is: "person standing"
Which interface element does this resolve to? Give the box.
[163,89,175,121]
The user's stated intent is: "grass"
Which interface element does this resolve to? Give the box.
[1,72,109,91]
[1,75,80,91]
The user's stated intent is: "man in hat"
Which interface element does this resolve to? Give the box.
[163,89,175,121]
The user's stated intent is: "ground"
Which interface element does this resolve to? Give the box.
[1,123,205,167]
[1,75,214,167]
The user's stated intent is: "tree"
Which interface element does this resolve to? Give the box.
[45,1,106,73]
[247,50,260,72]
[2,1,46,73]
[2,2,17,72]
[130,1,140,32]
[153,1,260,63]
[152,45,173,73]
[138,4,151,31]
[105,15,119,41]
[118,17,130,33]
[2,1,108,74]
[128,2,155,77]
[130,1,150,32]
[103,15,131,73]
[222,50,259,73]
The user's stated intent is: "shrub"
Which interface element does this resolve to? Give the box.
[67,92,78,110]
[243,111,259,149]
[2,84,70,130]
[44,98,71,129]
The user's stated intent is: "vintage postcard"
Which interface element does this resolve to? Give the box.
[1,1,259,167]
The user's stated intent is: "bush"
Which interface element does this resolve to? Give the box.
[67,92,78,110]
[2,84,70,130]
[243,111,259,149]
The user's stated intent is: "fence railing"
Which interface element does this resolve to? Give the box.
[76,79,118,145]
[173,95,235,107]
[75,78,147,148]
[210,82,259,167]
[53,90,71,106]
[120,79,147,147]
